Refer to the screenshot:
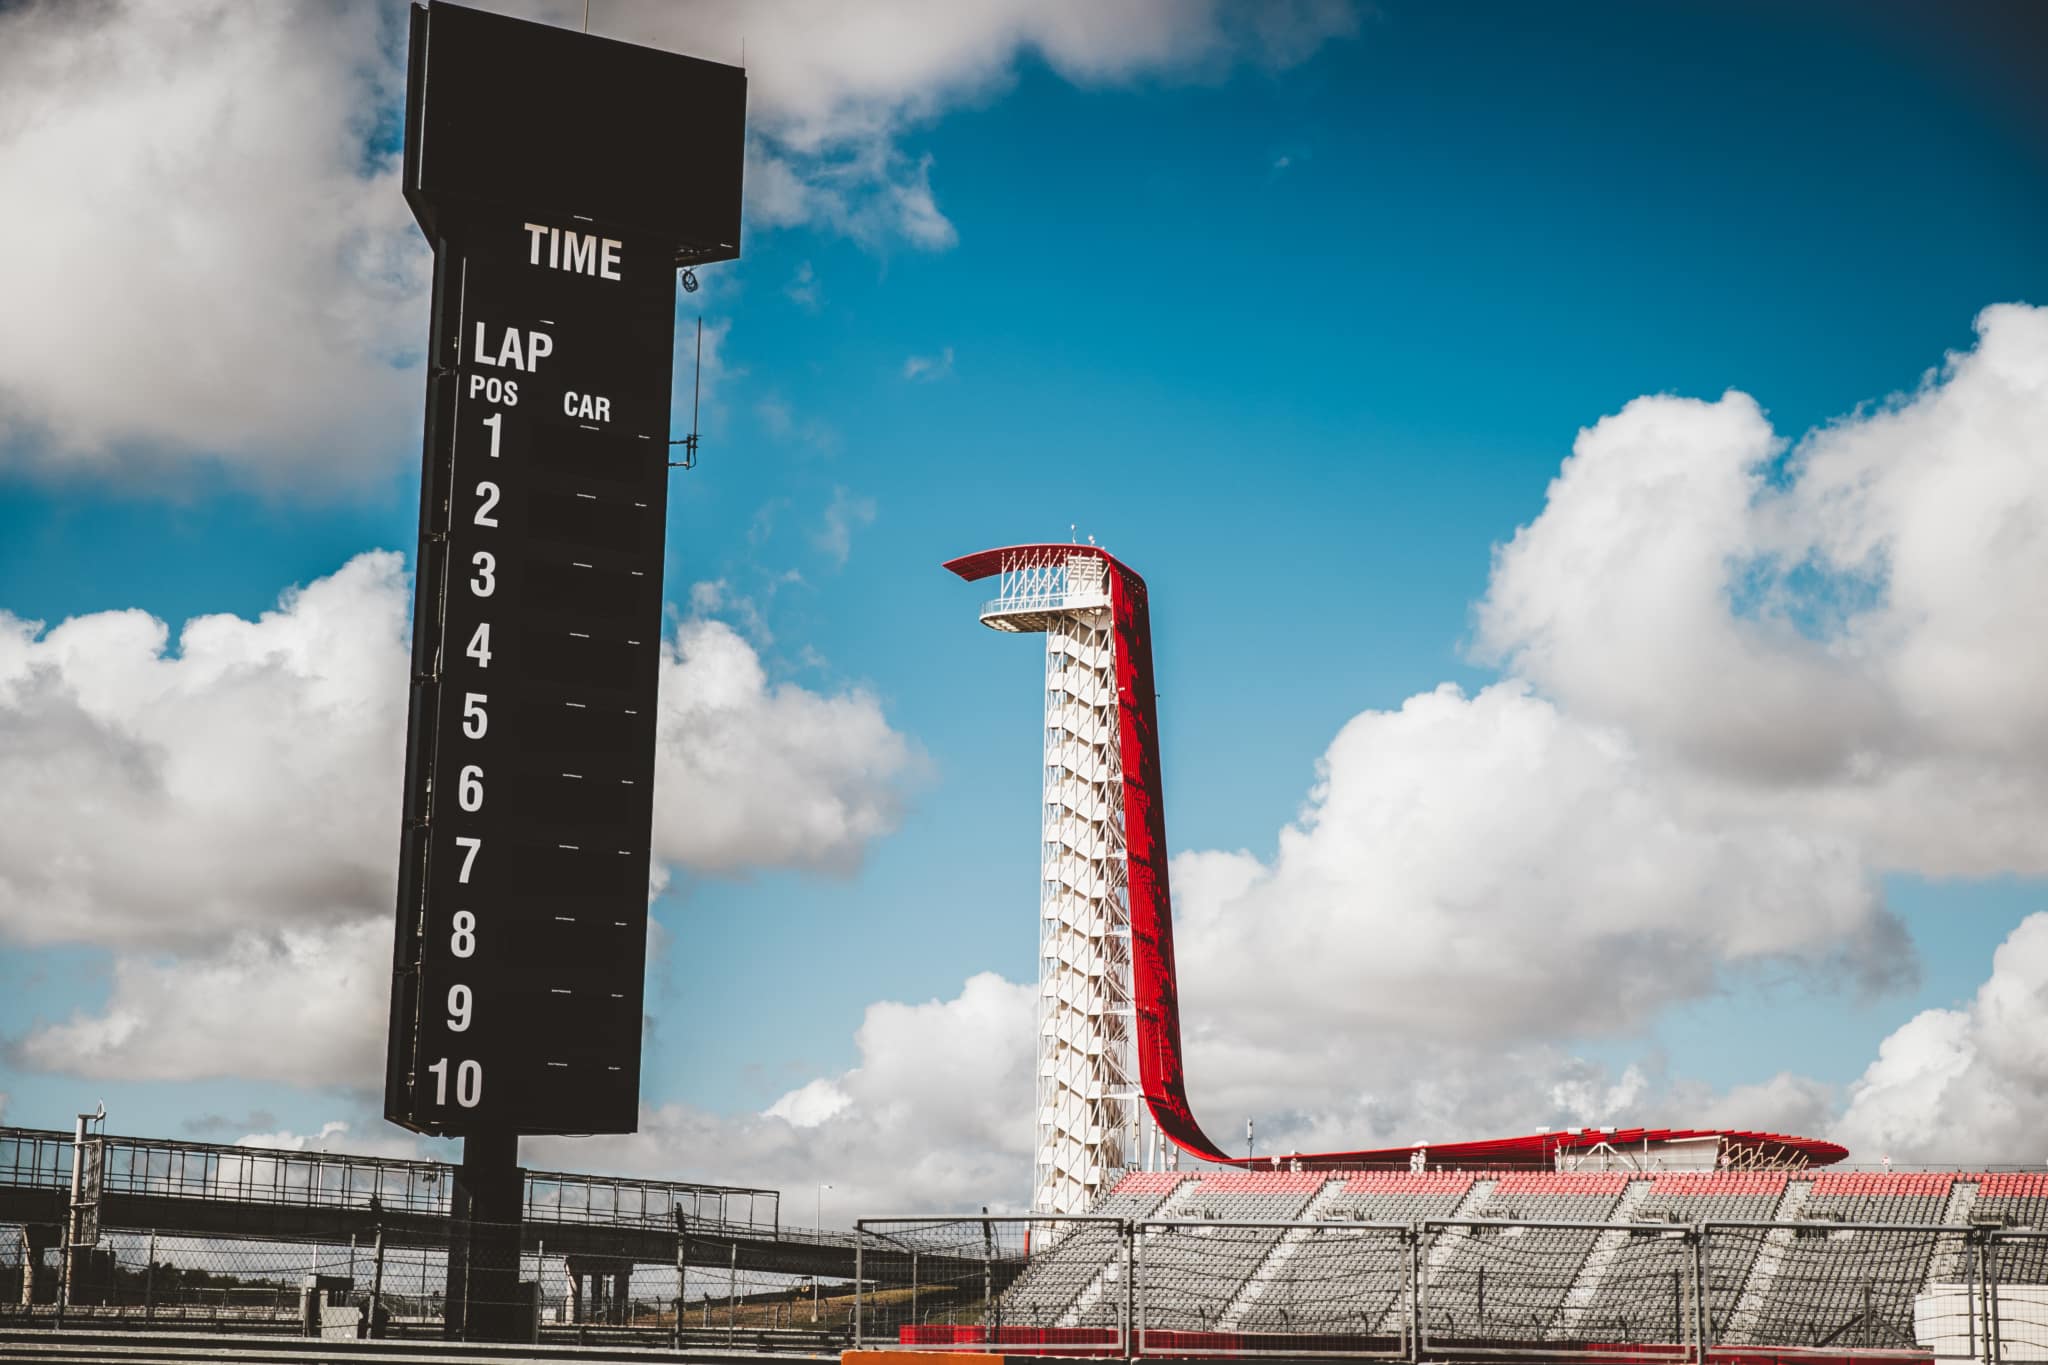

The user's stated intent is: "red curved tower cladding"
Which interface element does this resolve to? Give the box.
[951,544,1845,1213]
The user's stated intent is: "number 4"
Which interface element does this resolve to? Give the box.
[465,622,492,668]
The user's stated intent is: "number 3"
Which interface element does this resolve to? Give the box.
[470,551,495,598]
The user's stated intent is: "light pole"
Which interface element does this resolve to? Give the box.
[814,1184,832,1323]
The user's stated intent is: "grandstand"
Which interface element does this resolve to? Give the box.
[868,1165,2048,1359]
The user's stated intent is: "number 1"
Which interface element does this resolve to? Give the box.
[482,412,501,459]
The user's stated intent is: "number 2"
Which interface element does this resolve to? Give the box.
[474,481,500,527]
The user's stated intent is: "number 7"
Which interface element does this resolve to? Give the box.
[454,836,481,884]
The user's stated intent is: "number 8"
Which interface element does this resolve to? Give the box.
[450,910,475,958]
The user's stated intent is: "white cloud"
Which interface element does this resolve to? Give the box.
[903,347,955,382]
[812,487,877,567]
[6,553,918,1083]
[530,971,1036,1216]
[1167,682,1902,1091]
[0,0,1357,471]
[1834,912,2048,1163]
[17,919,392,1086]
[235,1118,422,1160]
[572,0,1359,247]
[545,305,2048,1185]
[785,261,820,311]
[1151,306,2048,1158]
[651,617,919,876]
[0,0,425,477]
[1477,304,2048,876]
[0,551,411,951]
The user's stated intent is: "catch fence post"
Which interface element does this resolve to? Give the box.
[727,1240,737,1346]
[144,1229,157,1322]
[1124,1221,1136,1359]
[1989,1234,2004,1365]
[1965,1233,1977,1364]
[368,1226,385,1339]
[1692,1225,1711,1360]
[1136,1219,1148,1358]
[684,1219,700,1350]
[1408,1226,1423,1364]
[853,1230,864,1348]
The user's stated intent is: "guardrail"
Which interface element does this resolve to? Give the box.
[855,1215,2048,1362]
[0,1126,779,1234]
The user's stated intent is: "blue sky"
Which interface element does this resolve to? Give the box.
[1,0,2045,1201]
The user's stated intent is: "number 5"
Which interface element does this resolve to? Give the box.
[462,692,487,739]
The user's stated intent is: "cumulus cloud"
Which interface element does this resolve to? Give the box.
[0,551,411,951]
[235,1118,423,1160]
[596,302,2048,1186]
[1477,304,2048,875]
[0,0,425,476]
[0,0,1356,471]
[562,0,1358,247]
[1146,306,2048,1158]
[6,553,917,1084]
[1834,913,2048,1163]
[529,972,1035,1216]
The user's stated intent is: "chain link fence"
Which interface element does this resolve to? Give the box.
[0,1217,856,1350]
[856,1217,2048,1361]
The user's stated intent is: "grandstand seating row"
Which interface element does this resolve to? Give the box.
[989,1167,2047,1350]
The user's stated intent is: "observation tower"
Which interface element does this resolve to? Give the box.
[949,542,1848,1218]
[950,546,1148,1216]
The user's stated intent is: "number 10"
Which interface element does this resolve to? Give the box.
[427,1057,482,1108]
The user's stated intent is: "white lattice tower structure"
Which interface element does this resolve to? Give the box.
[972,547,1141,1215]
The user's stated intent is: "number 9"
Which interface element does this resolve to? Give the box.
[447,984,473,1033]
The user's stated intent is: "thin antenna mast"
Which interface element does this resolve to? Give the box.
[669,317,703,469]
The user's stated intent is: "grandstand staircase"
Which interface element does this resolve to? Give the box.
[1556,1176,1656,1338]
[1219,1175,1354,1328]
[1061,1173,1206,1327]
[1924,1178,1980,1290]
[1723,1177,1815,1343]
[1418,1176,1499,1321]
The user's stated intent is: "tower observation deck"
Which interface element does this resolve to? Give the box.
[949,543,1847,1217]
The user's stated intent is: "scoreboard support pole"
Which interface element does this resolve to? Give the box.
[444,1132,523,1341]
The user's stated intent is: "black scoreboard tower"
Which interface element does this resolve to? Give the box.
[382,2,743,1339]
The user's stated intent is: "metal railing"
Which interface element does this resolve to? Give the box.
[0,1126,778,1234]
[1,1216,855,1348]
[856,1215,2048,1361]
